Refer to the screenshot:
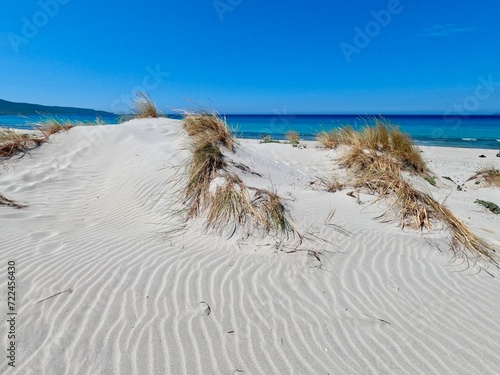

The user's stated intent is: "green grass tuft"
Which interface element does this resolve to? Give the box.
[260,135,281,144]
[475,199,500,214]
[442,176,455,183]
[424,175,436,186]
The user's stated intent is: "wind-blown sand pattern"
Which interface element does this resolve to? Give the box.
[1,119,499,374]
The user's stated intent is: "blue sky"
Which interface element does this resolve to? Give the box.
[1,0,499,114]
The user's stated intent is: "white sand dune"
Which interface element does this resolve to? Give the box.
[1,118,500,374]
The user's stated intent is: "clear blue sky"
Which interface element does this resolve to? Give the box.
[1,0,499,114]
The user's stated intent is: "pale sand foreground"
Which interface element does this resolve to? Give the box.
[1,118,500,374]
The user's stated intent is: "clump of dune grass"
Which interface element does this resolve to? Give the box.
[285,130,300,145]
[0,193,26,209]
[183,111,234,150]
[468,167,500,187]
[0,129,45,159]
[340,119,427,174]
[132,91,161,119]
[318,119,426,174]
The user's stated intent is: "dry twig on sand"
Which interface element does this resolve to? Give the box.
[0,193,26,209]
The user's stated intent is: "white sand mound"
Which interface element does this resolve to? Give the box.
[1,118,499,374]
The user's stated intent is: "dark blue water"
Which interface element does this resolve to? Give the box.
[1,114,500,150]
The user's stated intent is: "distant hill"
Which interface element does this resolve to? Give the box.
[0,99,114,116]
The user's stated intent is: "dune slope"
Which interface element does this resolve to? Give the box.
[1,119,499,374]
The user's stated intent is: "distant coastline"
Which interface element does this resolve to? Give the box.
[0,98,113,116]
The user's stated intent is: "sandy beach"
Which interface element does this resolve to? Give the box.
[1,118,500,374]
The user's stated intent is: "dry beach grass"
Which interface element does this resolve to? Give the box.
[285,130,300,145]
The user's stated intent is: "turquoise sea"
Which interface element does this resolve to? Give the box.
[1,114,500,150]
